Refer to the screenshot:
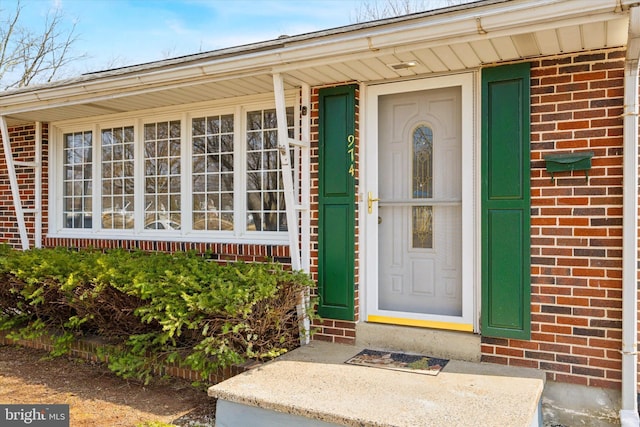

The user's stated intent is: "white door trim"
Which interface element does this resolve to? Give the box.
[361,73,477,332]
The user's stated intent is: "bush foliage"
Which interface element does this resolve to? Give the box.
[0,246,315,383]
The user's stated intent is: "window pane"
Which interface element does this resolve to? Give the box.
[191,114,234,231]
[264,130,277,149]
[412,206,433,249]
[221,134,233,151]
[247,152,261,171]
[247,172,260,190]
[247,111,262,131]
[193,212,206,230]
[221,114,234,133]
[63,131,93,229]
[245,107,293,232]
[193,156,205,174]
[144,123,155,140]
[145,120,181,230]
[170,141,180,157]
[192,118,205,136]
[247,133,262,151]
[157,122,168,139]
[412,125,433,249]
[207,116,220,134]
[221,173,233,192]
[169,177,180,193]
[193,136,205,155]
[413,125,433,199]
[207,174,219,192]
[206,155,219,173]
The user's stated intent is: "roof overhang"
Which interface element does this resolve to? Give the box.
[0,0,634,126]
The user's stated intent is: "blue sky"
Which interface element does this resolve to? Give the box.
[11,0,367,75]
[9,0,464,77]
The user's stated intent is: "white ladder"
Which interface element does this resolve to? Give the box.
[0,117,42,250]
[273,74,312,345]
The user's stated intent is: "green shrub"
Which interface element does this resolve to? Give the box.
[0,246,316,383]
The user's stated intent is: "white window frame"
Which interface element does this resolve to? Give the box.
[49,93,299,244]
[99,121,137,232]
[242,101,295,235]
[60,128,95,230]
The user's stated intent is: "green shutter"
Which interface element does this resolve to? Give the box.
[481,63,531,340]
[317,85,356,320]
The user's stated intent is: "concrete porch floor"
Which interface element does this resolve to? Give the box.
[209,341,546,427]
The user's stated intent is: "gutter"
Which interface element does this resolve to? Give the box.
[621,5,640,427]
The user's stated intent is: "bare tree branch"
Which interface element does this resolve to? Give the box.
[0,0,85,90]
[161,46,178,60]
[352,0,467,22]
[0,1,23,84]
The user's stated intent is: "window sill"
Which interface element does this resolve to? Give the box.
[47,230,290,246]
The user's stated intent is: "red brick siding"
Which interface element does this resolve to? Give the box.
[42,238,290,264]
[481,48,627,389]
[309,84,359,344]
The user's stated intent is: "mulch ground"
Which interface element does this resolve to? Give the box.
[0,344,216,426]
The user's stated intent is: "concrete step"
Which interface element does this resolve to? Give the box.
[209,341,545,427]
[356,322,482,362]
[542,381,621,427]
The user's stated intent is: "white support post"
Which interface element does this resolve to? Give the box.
[0,116,30,250]
[273,73,301,271]
[298,83,312,345]
[300,83,311,274]
[35,122,42,248]
[273,74,313,345]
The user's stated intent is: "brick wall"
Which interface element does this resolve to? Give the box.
[481,48,627,389]
[0,123,48,249]
[43,237,290,264]
[309,84,360,344]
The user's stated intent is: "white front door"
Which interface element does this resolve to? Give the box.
[364,74,475,331]
[378,86,462,316]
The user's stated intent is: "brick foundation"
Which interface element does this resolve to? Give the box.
[42,237,291,265]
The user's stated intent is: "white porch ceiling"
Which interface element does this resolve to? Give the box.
[0,0,631,126]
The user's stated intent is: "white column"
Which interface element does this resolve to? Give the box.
[299,83,311,274]
[272,73,301,271]
[35,122,42,248]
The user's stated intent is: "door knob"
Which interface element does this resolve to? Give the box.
[368,192,380,214]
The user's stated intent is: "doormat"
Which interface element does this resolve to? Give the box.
[345,349,448,376]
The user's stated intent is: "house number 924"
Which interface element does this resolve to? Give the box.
[347,134,355,177]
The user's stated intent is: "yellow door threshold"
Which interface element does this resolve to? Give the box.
[367,315,474,332]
